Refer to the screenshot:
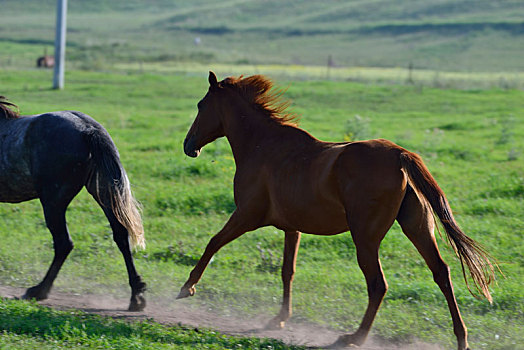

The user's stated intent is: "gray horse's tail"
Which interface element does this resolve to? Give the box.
[84,122,145,250]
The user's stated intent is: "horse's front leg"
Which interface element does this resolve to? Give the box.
[266,230,301,329]
[177,210,249,299]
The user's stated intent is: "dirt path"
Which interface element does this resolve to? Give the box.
[0,285,442,349]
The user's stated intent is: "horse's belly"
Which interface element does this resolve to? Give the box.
[271,200,349,235]
[0,175,37,203]
[298,208,348,235]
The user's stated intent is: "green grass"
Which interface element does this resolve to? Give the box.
[0,68,522,349]
[0,0,523,72]
[0,298,299,349]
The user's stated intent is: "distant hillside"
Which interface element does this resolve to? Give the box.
[1,0,523,72]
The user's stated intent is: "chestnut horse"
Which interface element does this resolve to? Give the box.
[179,72,495,349]
[0,97,146,311]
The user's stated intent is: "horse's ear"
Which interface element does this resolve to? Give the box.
[208,71,219,89]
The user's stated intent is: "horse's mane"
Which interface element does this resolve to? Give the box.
[221,75,299,126]
[0,96,20,119]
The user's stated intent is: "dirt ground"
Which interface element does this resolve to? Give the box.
[0,285,442,349]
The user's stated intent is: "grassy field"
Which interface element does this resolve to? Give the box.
[1,0,523,73]
[0,68,522,349]
[114,62,524,90]
[0,298,297,350]
[1,2,522,348]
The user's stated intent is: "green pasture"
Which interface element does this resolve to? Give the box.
[1,0,524,73]
[0,68,522,349]
[0,298,296,350]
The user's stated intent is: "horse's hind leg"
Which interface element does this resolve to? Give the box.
[23,188,78,301]
[87,177,146,311]
[330,211,395,348]
[330,237,388,348]
[100,206,146,311]
[266,230,301,330]
[397,186,469,350]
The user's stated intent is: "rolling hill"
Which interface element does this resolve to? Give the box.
[0,0,523,72]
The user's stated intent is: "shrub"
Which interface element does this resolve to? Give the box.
[343,115,371,141]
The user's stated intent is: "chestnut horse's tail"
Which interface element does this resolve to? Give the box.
[85,124,145,251]
[399,151,495,302]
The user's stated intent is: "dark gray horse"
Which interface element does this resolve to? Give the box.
[0,96,146,311]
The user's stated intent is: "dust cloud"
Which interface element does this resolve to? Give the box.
[0,285,443,349]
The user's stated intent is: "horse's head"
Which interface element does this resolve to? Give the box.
[184,71,225,157]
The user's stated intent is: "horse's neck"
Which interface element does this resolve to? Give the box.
[223,108,316,165]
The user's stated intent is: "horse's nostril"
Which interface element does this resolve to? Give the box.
[183,135,200,157]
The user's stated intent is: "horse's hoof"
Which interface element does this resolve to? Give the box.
[176,285,196,299]
[265,317,285,330]
[22,286,48,301]
[128,294,146,312]
[326,334,362,349]
[326,342,358,349]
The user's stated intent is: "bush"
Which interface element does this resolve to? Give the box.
[343,115,371,141]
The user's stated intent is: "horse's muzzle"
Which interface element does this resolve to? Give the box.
[183,136,201,158]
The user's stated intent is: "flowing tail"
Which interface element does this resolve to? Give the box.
[400,151,495,302]
[84,124,145,250]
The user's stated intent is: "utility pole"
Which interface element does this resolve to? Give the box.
[53,0,67,89]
